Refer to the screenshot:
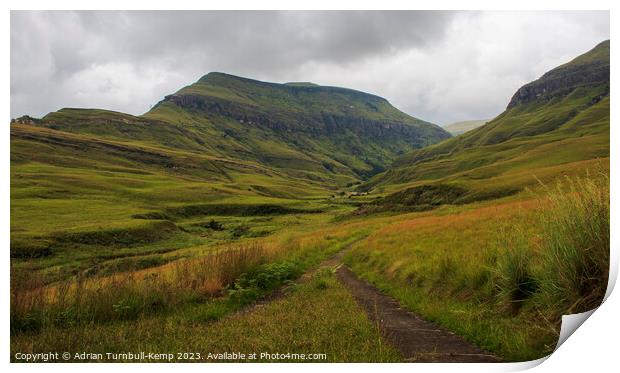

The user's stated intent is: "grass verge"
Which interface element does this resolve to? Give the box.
[11,268,401,362]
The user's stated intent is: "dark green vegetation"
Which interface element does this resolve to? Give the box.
[10,40,610,363]
[364,40,609,205]
[355,184,469,214]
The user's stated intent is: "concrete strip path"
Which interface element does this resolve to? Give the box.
[336,265,501,363]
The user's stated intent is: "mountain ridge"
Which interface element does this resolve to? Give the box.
[360,39,610,205]
[508,40,609,108]
[12,72,450,193]
[143,71,450,180]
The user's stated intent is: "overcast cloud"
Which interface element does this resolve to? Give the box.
[10,10,609,125]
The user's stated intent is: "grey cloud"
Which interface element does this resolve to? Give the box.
[55,11,452,73]
[10,10,609,124]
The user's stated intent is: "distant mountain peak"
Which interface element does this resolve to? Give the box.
[442,119,489,136]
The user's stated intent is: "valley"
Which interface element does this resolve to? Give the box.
[10,40,609,363]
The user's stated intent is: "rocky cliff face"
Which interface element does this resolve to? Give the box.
[144,73,450,179]
[508,61,609,108]
[508,41,610,108]
[158,92,441,148]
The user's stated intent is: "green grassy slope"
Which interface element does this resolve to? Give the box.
[362,40,610,203]
[11,73,448,281]
[10,121,333,280]
[145,72,450,179]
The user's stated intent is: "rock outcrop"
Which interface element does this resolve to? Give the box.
[508,40,610,108]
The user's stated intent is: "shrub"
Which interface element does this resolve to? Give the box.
[207,219,224,231]
[228,261,301,305]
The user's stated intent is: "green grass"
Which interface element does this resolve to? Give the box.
[11,250,400,363]
[144,72,450,178]
[364,39,609,201]
[344,175,609,361]
[9,41,610,363]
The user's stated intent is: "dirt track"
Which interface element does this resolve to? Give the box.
[335,265,501,363]
[249,247,500,362]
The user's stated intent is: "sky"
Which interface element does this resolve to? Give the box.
[10,10,609,125]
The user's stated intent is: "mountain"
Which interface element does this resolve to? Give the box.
[10,73,449,252]
[443,119,489,135]
[144,72,450,180]
[362,40,609,206]
[16,73,449,186]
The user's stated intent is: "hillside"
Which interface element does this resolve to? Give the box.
[10,73,448,276]
[18,73,449,188]
[144,72,450,179]
[443,119,488,135]
[362,40,610,205]
[10,40,610,364]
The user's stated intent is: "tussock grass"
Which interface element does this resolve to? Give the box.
[11,243,268,333]
[346,174,609,361]
[493,175,609,315]
[534,175,609,314]
[494,225,538,312]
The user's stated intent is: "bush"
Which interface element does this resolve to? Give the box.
[228,261,301,305]
[207,219,224,231]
